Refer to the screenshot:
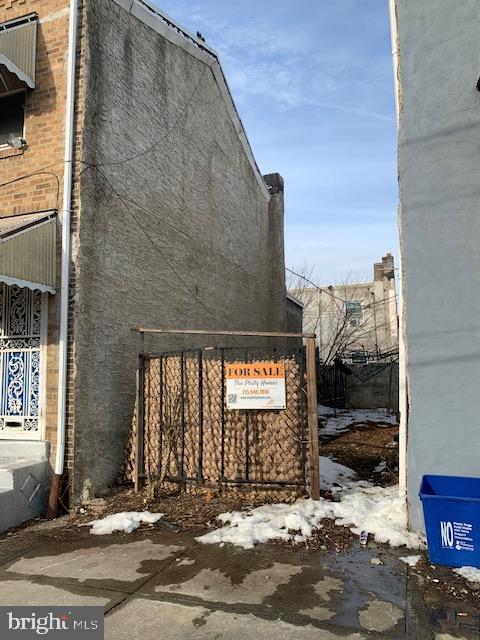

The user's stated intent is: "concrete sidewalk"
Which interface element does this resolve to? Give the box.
[0,520,478,639]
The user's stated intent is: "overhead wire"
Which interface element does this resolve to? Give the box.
[1,63,398,355]
[287,266,399,363]
[1,63,207,193]
[0,168,61,211]
[286,265,398,307]
[91,166,246,345]
[0,64,255,347]
[79,66,207,174]
[286,266,348,303]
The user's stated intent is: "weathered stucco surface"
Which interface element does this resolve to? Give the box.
[395,0,480,529]
[70,0,288,500]
[345,363,398,411]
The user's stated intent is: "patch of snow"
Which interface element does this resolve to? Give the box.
[399,555,421,567]
[88,511,164,535]
[197,485,424,551]
[318,407,397,438]
[317,404,335,416]
[332,486,424,548]
[319,456,372,495]
[320,456,357,490]
[196,501,327,550]
[454,566,480,583]
[374,460,387,473]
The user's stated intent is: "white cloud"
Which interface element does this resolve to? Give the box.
[313,101,395,124]
[157,0,394,119]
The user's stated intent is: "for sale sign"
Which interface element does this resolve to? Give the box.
[225,362,286,409]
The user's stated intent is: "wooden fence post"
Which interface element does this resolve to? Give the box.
[306,336,320,500]
[134,333,145,492]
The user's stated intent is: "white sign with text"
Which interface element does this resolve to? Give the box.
[225,362,286,410]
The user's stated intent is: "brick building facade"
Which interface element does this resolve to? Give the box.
[0,0,292,527]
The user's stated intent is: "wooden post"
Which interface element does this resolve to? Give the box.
[306,336,320,500]
[134,333,145,492]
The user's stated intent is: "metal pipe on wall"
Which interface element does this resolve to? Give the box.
[47,0,79,517]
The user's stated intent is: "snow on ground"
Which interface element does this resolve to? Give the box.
[332,486,424,548]
[454,566,480,583]
[319,456,371,494]
[197,485,424,551]
[320,456,357,489]
[400,555,421,567]
[88,511,164,535]
[318,405,397,438]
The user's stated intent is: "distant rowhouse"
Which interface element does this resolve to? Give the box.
[289,254,398,364]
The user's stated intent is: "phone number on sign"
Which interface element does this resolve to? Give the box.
[242,389,269,395]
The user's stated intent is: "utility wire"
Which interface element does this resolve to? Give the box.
[0,148,25,161]
[1,65,207,189]
[0,169,61,211]
[80,66,207,174]
[289,266,399,365]
[92,166,245,344]
[286,267,348,303]
[286,266,398,308]
[0,165,61,190]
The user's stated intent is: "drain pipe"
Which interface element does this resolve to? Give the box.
[47,0,79,518]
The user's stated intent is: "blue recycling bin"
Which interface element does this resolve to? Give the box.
[419,475,480,568]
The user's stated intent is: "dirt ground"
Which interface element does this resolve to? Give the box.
[322,424,399,485]
[99,487,267,531]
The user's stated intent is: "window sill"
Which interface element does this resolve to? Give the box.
[0,145,24,160]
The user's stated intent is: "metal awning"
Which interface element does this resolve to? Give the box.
[0,211,57,293]
[0,14,37,92]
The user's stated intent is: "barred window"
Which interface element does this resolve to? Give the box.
[345,300,363,325]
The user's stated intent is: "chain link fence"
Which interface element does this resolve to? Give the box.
[124,347,309,501]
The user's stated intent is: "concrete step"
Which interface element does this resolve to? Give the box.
[0,456,51,533]
[0,465,14,490]
[0,441,49,460]
[0,487,15,531]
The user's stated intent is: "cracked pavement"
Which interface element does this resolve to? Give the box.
[0,520,477,639]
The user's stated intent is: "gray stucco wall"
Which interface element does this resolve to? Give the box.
[286,299,303,334]
[71,0,288,500]
[345,363,398,411]
[395,0,480,530]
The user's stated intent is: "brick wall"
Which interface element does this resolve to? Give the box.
[0,0,69,215]
[0,0,69,467]
[0,0,86,480]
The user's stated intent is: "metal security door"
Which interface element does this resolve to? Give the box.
[0,284,46,438]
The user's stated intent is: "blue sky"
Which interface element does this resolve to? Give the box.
[154,0,398,284]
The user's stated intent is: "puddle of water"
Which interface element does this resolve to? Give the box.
[320,547,405,630]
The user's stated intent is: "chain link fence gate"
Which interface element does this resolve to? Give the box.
[124,329,320,501]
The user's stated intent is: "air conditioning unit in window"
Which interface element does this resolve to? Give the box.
[8,136,27,149]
